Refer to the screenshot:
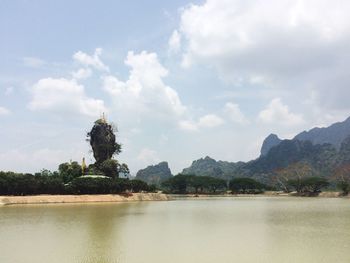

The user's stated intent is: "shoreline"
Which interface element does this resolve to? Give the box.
[1,191,348,206]
[170,191,348,199]
[0,193,170,206]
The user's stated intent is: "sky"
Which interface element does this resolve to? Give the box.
[1,0,350,175]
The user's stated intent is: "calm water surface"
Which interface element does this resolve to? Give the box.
[0,197,350,263]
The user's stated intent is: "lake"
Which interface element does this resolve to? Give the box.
[0,197,349,263]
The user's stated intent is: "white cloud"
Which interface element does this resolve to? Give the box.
[179,114,224,131]
[73,48,109,72]
[72,68,92,80]
[258,98,304,126]
[23,57,46,68]
[29,78,107,117]
[178,120,198,132]
[224,102,249,124]
[178,0,350,72]
[198,114,224,128]
[176,0,350,112]
[137,148,160,165]
[103,51,186,119]
[0,106,10,116]
[168,30,181,53]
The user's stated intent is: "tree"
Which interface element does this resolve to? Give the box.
[58,162,82,183]
[287,177,329,194]
[130,179,149,193]
[99,159,119,178]
[273,162,315,192]
[162,174,191,194]
[229,178,266,194]
[208,177,227,193]
[333,163,350,195]
[302,177,329,193]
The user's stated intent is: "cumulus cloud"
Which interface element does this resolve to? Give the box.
[178,120,199,132]
[258,98,304,126]
[73,48,109,72]
[179,114,224,131]
[175,0,350,112]
[72,68,92,80]
[198,114,224,128]
[168,30,181,53]
[224,102,249,124]
[29,78,107,117]
[103,51,186,119]
[0,106,10,116]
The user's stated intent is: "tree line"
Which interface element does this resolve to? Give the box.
[161,173,336,195]
[0,166,154,196]
[161,174,273,194]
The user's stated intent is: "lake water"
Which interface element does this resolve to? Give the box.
[0,197,350,263]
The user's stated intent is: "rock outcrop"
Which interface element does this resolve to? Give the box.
[87,119,121,165]
[136,162,172,185]
[260,134,282,156]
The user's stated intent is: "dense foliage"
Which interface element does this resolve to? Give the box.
[162,174,227,194]
[229,178,268,194]
[0,171,153,196]
[58,161,82,183]
[287,177,329,194]
[0,171,64,195]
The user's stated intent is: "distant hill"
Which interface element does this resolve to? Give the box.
[246,140,338,182]
[179,117,350,185]
[262,117,350,155]
[294,117,350,149]
[135,162,172,185]
[182,156,244,180]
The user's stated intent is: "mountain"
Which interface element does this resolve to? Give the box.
[246,140,338,181]
[294,117,350,149]
[260,134,282,156]
[182,156,244,179]
[135,162,172,185]
[261,117,350,155]
[180,117,350,185]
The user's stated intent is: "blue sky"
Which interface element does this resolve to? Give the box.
[1,0,350,174]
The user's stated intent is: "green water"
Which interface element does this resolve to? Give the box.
[0,197,349,263]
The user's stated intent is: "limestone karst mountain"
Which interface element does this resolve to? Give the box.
[262,117,350,156]
[260,134,282,156]
[179,117,350,184]
[135,162,172,185]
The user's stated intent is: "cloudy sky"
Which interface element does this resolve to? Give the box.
[1,0,350,174]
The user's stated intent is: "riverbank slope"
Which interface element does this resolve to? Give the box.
[0,193,170,206]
